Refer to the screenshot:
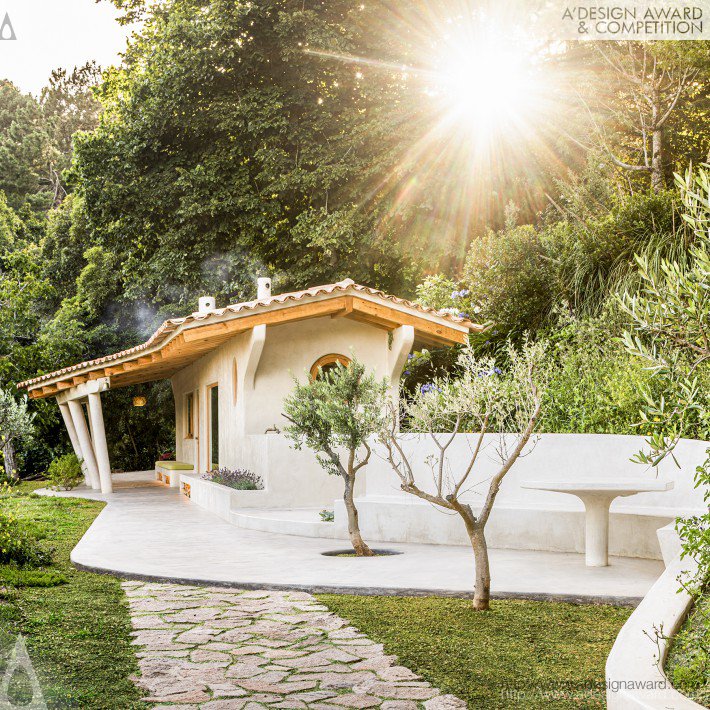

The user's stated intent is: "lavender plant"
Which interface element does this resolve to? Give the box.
[202,468,263,490]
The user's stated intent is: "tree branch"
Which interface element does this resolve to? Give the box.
[477,385,542,528]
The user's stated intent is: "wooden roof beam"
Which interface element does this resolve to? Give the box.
[349,299,468,345]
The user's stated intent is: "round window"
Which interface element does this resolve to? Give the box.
[310,354,352,380]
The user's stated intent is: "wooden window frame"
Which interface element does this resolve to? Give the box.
[184,392,195,439]
[206,383,219,472]
[310,354,352,380]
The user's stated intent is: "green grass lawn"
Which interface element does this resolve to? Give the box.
[320,594,632,709]
[0,482,146,709]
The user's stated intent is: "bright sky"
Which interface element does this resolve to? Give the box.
[0,0,135,96]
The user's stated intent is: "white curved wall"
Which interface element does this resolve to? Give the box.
[606,556,703,709]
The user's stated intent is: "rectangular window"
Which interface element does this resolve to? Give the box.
[208,384,219,471]
[185,392,194,439]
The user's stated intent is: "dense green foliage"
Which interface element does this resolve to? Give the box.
[612,167,710,699]
[620,168,710,588]
[74,0,424,306]
[320,594,631,709]
[539,313,674,437]
[666,594,710,706]
[0,483,146,708]
[463,223,555,334]
[0,508,52,568]
[0,5,709,479]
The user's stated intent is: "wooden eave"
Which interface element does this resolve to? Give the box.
[21,294,477,400]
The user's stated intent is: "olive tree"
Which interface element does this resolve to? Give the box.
[379,341,547,610]
[620,165,710,592]
[0,389,35,481]
[283,359,388,557]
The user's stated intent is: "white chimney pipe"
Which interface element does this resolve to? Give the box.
[198,296,216,313]
[257,277,272,300]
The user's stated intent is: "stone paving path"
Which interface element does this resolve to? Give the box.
[124,581,466,709]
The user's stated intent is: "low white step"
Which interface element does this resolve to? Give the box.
[230,508,348,540]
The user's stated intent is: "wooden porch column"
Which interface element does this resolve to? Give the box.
[58,402,91,487]
[67,400,101,490]
[87,392,113,494]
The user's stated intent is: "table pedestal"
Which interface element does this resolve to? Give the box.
[521,479,673,569]
[581,495,614,567]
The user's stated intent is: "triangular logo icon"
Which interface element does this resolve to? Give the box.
[0,636,48,709]
[0,13,16,41]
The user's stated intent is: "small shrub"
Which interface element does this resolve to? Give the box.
[320,510,335,522]
[0,568,67,587]
[202,468,263,490]
[47,453,84,491]
[462,224,555,335]
[0,476,20,491]
[0,511,52,568]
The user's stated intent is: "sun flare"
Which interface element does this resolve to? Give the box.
[431,39,537,140]
[304,3,565,256]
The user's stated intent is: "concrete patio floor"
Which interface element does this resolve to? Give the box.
[40,474,665,605]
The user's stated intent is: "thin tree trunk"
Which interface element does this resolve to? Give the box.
[343,471,373,557]
[458,507,491,610]
[651,126,664,194]
[651,88,664,194]
[3,441,17,481]
[470,526,491,611]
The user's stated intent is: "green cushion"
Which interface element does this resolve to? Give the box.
[155,461,194,471]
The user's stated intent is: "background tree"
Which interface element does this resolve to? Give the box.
[283,359,388,556]
[40,62,103,205]
[584,42,710,193]
[380,341,547,610]
[0,81,55,212]
[0,390,35,481]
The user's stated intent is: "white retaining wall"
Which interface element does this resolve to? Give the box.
[351,434,708,560]
[177,432,707,560]
[606,556,703,709]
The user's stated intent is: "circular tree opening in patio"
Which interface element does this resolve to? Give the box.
[321,549,403,558]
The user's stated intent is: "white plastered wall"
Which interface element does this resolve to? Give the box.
[170,315,400,505]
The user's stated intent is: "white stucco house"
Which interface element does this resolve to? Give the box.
[18,277,479,499]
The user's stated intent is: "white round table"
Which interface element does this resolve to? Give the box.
[520,479,674,566]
